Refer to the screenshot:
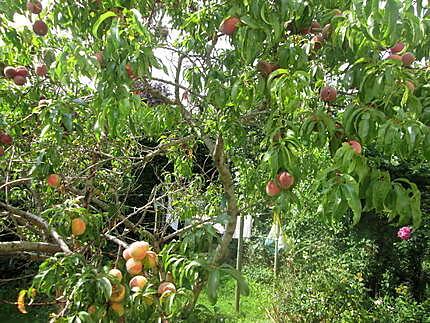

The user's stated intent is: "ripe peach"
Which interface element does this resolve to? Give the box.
[348,140,362,154]
[126,258,142,276]
[3,66,16,78]
[310,21,321,33]
[266,180,281,197]
[276,172,295,190]
[257,61,279,77]
[220,17,240,35]
[402,52,415,66]
[390,42,404,53]
[387,54,402,61]
[110,302,124,316]
[35,64,47,77]
[108,269,123,282]
[47,174,61,187]
[33,20,48,36]
[13,75,27,86]
[95,52,104,65]
[27,1,42,14]
[15,67,29,77]
[110,284,126,302]
[129,275,148,289]
[0,133,13,145]
[320,86,337,102]
[122,248,131,261]
[129,241,149,260]
[311,34,324,50]
[144,250,158,269]
[158,282,176,295]
[71,218,86,236]
[125,63,135,78]
[87,305,97,314]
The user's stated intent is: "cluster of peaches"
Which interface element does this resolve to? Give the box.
[3,63,47,86]
[27,1,49,36]
[88,241,175,317]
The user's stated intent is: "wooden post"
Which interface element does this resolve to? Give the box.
[235,215,244,312]
[274,221,279,277]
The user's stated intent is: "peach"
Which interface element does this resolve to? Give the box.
[320,86,337,102]
[220,17,240,35]
[13,75,26,86]
[47,174,61,187]
[144,251,158,269]
[310,21,321,33]
[87,305,97,314]
[311,34,324,50]
[33,20,48,36]
[0,133,13,145]
[256,61,279,77]
[402,52,415,66]
[129,275,148,289]
[276,172,295,190]
[110,302,124,316]
[110,284,126,302]
[390,42,404,53]
[129,241,149,260]
[95,52,104,65]
[126,258,142,276]
[108,269,123,282]
[27,1,42,14]
[71,218,86,236]
[14,67,28,77]
[266,180,281,197]
[3,66,16,78]
[122,248,131,261]
[348,140,362,154]
[158,282,176,295]
[387,54,402,61]
[125,63,134,77]
[35,64,47,77]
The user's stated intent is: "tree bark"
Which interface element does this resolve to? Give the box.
[0,202,71,254]
[212,135,240,264]
[0,241,62,254]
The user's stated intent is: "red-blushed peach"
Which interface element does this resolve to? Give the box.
[220,17,240,35]
[266,180,281,197]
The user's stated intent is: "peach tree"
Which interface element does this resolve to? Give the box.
[0,0,429,321]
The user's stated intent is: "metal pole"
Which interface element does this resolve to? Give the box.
[235,215,244,312]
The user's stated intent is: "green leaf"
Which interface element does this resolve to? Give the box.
[97,277,112,302]
[220,265,250,296]
[93,11,117,38]
[207,270,220,305]
[341,181,362,226]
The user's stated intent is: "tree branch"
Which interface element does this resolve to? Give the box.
[211,135,240,264]
[0,202,71,254]
[0,241,62,254]
[160,219,212,243]
[104,234,129,249]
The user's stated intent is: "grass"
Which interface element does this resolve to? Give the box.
[199,269,274,322]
